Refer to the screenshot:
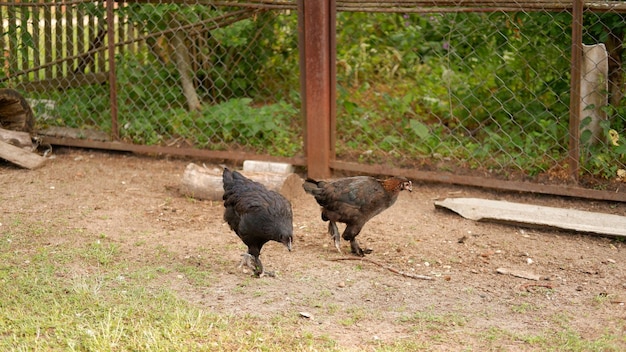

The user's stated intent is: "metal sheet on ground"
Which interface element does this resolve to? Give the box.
[434,197,626,238]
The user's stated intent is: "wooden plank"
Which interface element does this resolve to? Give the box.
[0,7,4,69]
[66,3,74,72]
[0,139,46,169]
[56,3,64,77]
[0,127,32,149]
[39,135,307,166]
[7,6,17,74]
[44,5,53,79]
[32,6,41,69]
[434,197,626,237]
[20,6,30,72]
[16,72,108,92]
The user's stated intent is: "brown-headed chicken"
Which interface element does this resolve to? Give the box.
[303,175,412,256]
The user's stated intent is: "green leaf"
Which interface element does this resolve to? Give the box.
[409,120,430,139]
[580,129,593,145]
[580,116,592,128]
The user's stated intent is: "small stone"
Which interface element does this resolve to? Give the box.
[338,281,345,288]
[480,250,494,258]
[299,312,312,319]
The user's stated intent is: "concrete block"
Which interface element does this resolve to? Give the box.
[243,160,294,174]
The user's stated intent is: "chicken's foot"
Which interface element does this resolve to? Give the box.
[349,239,372,257]
[240,253,274,277]
[239,253,257,274]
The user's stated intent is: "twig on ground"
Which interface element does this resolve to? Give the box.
[328,257,434,280]
[519,282,554,292]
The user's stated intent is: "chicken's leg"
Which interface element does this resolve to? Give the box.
[328,221,342,253]
[343,225,372,257]
[255,255,277,277]
[239,253,275,277]
[239,253,257,273]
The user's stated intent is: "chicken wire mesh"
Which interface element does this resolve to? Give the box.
[333,3,626,190]
[0,0,302,156]
[1,1,625,193]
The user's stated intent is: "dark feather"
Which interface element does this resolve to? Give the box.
[223,168,293,276]
[303,175,412,256]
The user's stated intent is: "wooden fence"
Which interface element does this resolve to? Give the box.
[0,1,138,91]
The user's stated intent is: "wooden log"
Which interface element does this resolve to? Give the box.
[179,163,305,201]
[0,139,46,169]
[0,88,35,133]
[0,127,33,149]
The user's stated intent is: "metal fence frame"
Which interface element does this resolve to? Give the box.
[300,0,626,203]
[2,0,626,202]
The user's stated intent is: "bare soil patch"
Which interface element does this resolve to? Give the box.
[2,148,625,350]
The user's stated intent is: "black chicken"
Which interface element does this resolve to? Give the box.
[222,168,293,277]
[303,175,412,256]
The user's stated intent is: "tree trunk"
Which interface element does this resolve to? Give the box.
[170,30,201,111]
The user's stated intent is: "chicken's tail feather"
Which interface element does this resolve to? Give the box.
[302,178,322,194]
[222,167,234,189]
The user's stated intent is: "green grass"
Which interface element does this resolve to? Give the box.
[2,216,625,351]
[399,308,625,351]
[399,308,468,331]
[0,232,339,351]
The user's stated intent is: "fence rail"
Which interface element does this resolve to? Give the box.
[1,0,625,202]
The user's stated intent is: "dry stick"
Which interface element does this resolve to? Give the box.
[328,257,434,281]
[520,283,555,292]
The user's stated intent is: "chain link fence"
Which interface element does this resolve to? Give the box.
[334,2,626,192]
[1,0,302,156]
[1,1,625,196]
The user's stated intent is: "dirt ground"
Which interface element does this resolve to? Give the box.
[2,148,626,350]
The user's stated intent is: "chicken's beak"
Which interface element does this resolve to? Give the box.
[285,237,292,252]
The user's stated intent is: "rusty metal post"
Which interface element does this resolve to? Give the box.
[568,0,584,182]
[299,0,335,179]
[107,0,119,140]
